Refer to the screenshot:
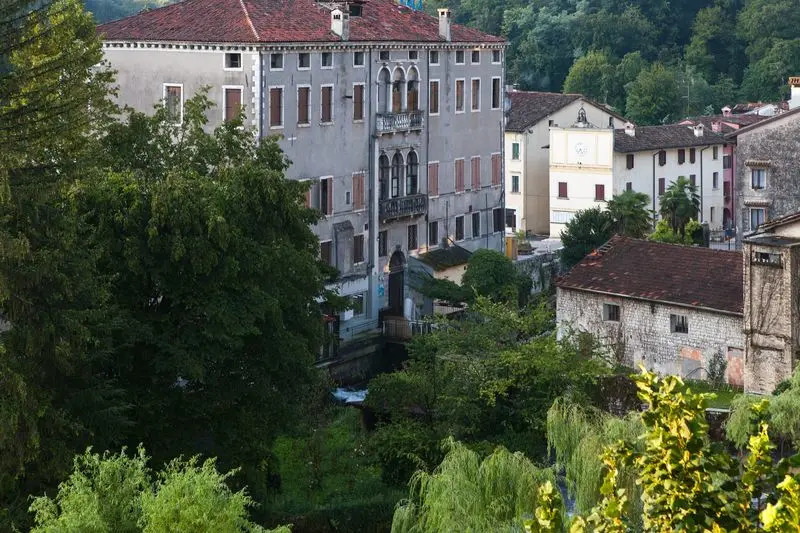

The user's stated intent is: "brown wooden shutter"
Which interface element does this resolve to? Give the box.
[626,154,634,169]
[322,86,333,122]
[269,87,282,126]
[690,174,696,187]
[690,148,696,163]
[471,156,480,189]
[558,182,567,198]
[429,162,438,196]
[659,178,666,195]
[352,173,364,210]
[471,79,480,110]
[298,87,309,125]
[224,88,241,122]
[353,85,364,121]
[595,184,605,201]
[326,178,333,214]
[455,160,464,192]
[430,81,439,114]
[392,83,401,113]
[491,154,501,186]
[678,149,685,164]
[456,80,464,111]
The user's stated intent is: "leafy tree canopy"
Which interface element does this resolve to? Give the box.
[560,208,614,269]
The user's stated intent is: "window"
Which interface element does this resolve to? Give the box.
[491,153,501,186]
[391,152,403,198]
[379,50,390,61]
[379,155,389,200]
[297,86,310,125]
[455,50,465,64]
[320,177,333,216]
[352,173,365,210]
[750,208,765,229]
[689,174,696,188]
[378,230,388,257]
[492,50,501,63]
[269,87,283,128]
[658,178,666,196]
[491,77,501,109]
[298,52,310,69]
[712,146,719,160]
[428,163,439,196]
[551,211,575,224]
[678,149,685,164]
[224,52,241,69]
[626,154,634,169]
[658,150,666,166]
[603,303,620,322]
[712,172,719,189]
[223,87,242,123]
[270,53,283,70]
[408,50,418,60]
[595,184,605,201]
[511,175,520,193]
[455,215,464,241]
[723,154,732,169]
[493,208,503,233]
[320,241,333,266]
[429,50,439,65]
[406,151,419,195]
[353,51,364,67]
[429,221,439,247]
[511,142,520,160]
[164,84,182,123]
[505,209,516,231]
[670,314,689,334]
[471,78,480,111]
[321,52,333,68]
[429,80,440,115]
[350,293,365,316]
[710,206,715,223]
[471,156,481,190]
[752,251,782,266]
[471,50,480,64]
[455,159,465,193]
[353,84,364,121]
[472,212,480,238]
[346,191,350,205]
[408,224,418,250]
[690,148,696,163]
[626,182,632,192]
[751,168,766,189]
[455,79,465,112]
[353,234,365,264]
[321,85,333,123]
[558,181,568,199]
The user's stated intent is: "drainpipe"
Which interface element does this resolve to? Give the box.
[700,146,711,223]
[367,48,377,325]
[257,49,264,142]
[499,48,506,253]
[425,46,431,248]
[652,151,659,227]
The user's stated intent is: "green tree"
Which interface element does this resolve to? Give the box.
[605,190,652,239]
[562,50,613,101]
[658,175,701,235]
[625,63,682,125]
[739,39,800,102]
[649,218,701,245]
[609,52,648,113]
[560,207,614,269]
[685,4,746,83]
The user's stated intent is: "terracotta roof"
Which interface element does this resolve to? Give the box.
[505,91,583,132]
[97,0,504,43]
[681,114,769,134]
[724,106,800,139]
[557,236,743,315]
[613,124,725,153]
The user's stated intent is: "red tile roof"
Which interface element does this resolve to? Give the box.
[614,124,725,153]
[557,236,743,315]
[98,0,504,44]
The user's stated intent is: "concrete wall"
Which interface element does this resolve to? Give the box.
[557,288,745,384]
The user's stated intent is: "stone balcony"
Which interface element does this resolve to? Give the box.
[379,193,427,221]
[376,110,424,134]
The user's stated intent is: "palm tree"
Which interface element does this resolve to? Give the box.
[659,176,700,235]
[606,190,652,238]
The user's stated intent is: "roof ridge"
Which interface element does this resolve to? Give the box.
[239,0,259,40]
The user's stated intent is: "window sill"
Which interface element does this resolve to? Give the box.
[269,125,284,130]
[557,196,569,200]
[320,121,335,126]
[471,108,480,113]
[455,110,465,114]
[297,123,311,128]
[223,67,243,72]
[353,119,365,124]
[269,68,284,72]
[297,67,311,71]
[429,113,440,117]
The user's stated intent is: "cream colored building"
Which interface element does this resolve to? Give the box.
[504,91,621,235]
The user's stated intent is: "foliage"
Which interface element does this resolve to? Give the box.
[605,190,652,239]
[658,175,701,235]
[649,218,698,245]
[707,350,728,387]
[727,367,800,447]
[562,51,613,102]
[391,438,557,533]
[625,63,682,125]
[29,447,278,532]
[83,0,175,23]
[560,208,614,269]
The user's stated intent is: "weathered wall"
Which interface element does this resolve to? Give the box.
[557,288,745,384]
[514,251,563,294]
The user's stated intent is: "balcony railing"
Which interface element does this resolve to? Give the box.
[380,193,427,221]
[376,110,424,134]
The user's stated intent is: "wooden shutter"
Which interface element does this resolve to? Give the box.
[322,86,333,122]
[455,159,465,192]
[456,80,464,111]
[690,174,696,187]
[471,156,481,189]
[326,177,333,215]
[491,153,501,186]
[429,162,439,196]
[595,184,605,201]
[353,85,364,121]
[471,79,480,110]
[298,87,309,125]
[626,154,634,169]
[305,184,311,208]
[392,83,401,113]
[352,173,364,210]
[224,88,241,122]
[658,178,666,195]
[558,182,567,198]
[658,150,666,166]
[678,149,685,164]
[408,84,418,111]
[269,87,282,126]
[429,81,439,114]
[690,148,696,163]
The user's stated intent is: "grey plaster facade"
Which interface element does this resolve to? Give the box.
[102,22,505,341]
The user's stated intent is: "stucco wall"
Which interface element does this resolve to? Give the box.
[557,288,745,384]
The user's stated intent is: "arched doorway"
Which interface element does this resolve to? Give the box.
[388,251,405,316]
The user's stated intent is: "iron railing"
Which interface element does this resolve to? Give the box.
[379,193,427,221]
[376,110,424,134]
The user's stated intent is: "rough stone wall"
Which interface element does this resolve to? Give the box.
[514,251,564,294]
[557,288,744,383]
[736,117,800,233]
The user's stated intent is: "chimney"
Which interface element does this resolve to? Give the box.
[790,76,800,110]
[331,8,349,40]
[693,123,704,137]
[624,121,635,137]
[438,8,451,42]
[711,120,721,133]
[722,106,732,117]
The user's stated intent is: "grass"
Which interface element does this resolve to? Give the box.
[683,379,742,410]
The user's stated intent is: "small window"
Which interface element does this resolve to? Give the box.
[712,146,719,160]
[511,175,520,193]
[491,77,501,109]
[492,50,501,63]
[224,52,241,69]
[455,79,464,112]
[511,142,520,160]
[455,50,465,64]
[670,314,688,334]
[558,181,568,199]
[345,191,351,205]
[269,87,283,128]
[472,212,480,238]
[350,293,365,316]
[471,50,480,64]
[455,215,464,241]
[354,234,365,264]
[378,230,388,257]
[164,84,182,123]
[505,208,516,231]
[353,51,365,67]
[658,150,666,166]
[297,86,310,125]
[298,53,310,69]
[751,168,766,189]
[408,50,418,60]
[678,149,686,164]
[723,154,732,169]
[321,85,333,123]
[471,78,480,111]
[750,208,765,230]
[408,224,418,251]
[689,174,696,188]
[712,172,719,189]
[493,208,504,233]
[270,53,283,70]
[320,241,333,266]
[752,251,782,266]
[353,84,364,121]
[429,80,439,115]
[321,52,333,68]
[595,184,605,201]
[690,148,696,163]
[710,206,715,222]
[429,50,439,65]
[224,87,242,123]
[603,303,620,322]
[626,154,634,169]
[626,182,632,192]
[658,178,666,196]
[320,177,332,216]
[429,221,439,247]
[379,50,390,61]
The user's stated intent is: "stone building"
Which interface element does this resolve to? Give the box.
[97,0,506,347]
[556,236,745,386]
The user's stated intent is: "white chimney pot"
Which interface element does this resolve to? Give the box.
[331,8,349,40]
[624,121,635,137]
[438,8,451,42]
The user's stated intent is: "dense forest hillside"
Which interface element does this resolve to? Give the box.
[89,0,800,123]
